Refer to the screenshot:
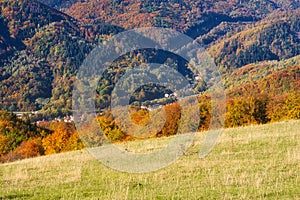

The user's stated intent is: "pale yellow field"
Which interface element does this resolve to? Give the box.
[0,120,299,199]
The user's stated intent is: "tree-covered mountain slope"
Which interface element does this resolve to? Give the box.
[209,9,300,69]
[0,0,299,117]
[63,0,282,33]
[0,0,95,113]
[223,55,299,98]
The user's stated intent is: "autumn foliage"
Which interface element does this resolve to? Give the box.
[157,103,181,137]
[0,111,83,163]
[42,122,83,155]
[15,138,44,159]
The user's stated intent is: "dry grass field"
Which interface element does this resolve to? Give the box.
[0,120,299,199]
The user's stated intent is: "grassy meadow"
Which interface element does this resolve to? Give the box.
[0,120,299,199]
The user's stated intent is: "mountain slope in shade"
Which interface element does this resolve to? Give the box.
[0,0,127,114]
[0,0,95,113]
[0,50,53,111]
[0,0,78,64]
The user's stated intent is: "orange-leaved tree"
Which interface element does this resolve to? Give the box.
[42,122,83,155]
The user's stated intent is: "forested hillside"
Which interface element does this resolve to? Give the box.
[0,0,300,163]
[1,0,299,116]
[0,0,95,114]
[0,110,82,163]
[209,10,300,70]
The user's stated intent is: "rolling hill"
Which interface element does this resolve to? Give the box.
[0,120,299,199]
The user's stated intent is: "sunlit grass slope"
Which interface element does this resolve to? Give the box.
[0,120,299,199]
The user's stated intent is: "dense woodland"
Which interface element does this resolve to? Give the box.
[0,110,82,162]
[0,0,300,162]
[0,0,299,114]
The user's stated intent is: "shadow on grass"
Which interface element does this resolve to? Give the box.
[0,194,32,199]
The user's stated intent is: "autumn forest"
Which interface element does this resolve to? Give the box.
[0,0,300,162]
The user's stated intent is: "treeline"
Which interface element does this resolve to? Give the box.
[1,89,300,162]
[225,92,300,127]
[90,89,300,145]
[0,111,82,163]
[84,63,300,142]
